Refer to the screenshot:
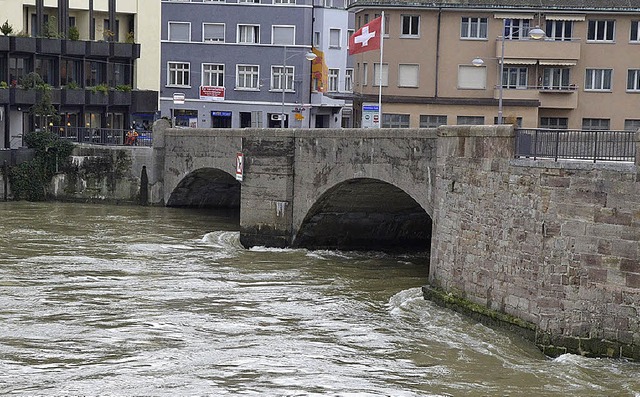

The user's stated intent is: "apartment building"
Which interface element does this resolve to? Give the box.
[0,0,160,149]
[347,0,640,130]
[160,0,352,129]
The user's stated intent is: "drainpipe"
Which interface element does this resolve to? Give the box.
[434,7,441,98]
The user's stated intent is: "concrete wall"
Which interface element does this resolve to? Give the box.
[48,144,157,204]
[429,125,640,359]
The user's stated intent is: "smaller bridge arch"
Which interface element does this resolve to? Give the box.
[292,178,432,253]
[166,168,240,208]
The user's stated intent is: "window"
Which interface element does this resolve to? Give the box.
[328,69,339,92]
[382,114,410,128]
[345,69,353,91]
[271,65,294,91]
[540,117,568,129]
[329,28,341,48]
[631,21,640,41]
[85,60,106,86]
[627,69,640,91]
[401,15,419,36]
[373,13,389,35]
[168,62,190,86]
[398,64,419,87]
[168,22,190,41]
[460,17,487,39]
[272,26,295,45]
[504,18,530,39]
[238,25,259,44]
[60,59,82,86]
[502,67,528,89]
[373,63,388,86]
[546,20,573,41]
[493,116,522,127]
[587,20,615,42]
[458,65,486,89]
[203,63,224,87]
[457,116,484,125]
[542,67,570,89]
[624,119,640,131]
[239,0,260,3]
[585,69,612,91]
[420,115,447,128]
[362,63,368,85]
[203,23,224,42]
[314,31,321,46]
[274,0,295,3]
[237,65,259,89]
[109,62,130,87]
[582,118,610,130]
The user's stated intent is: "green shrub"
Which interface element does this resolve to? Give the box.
[1,20,13,36]
[68,25,79,40]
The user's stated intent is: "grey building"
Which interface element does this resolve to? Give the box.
[160,0,351,129]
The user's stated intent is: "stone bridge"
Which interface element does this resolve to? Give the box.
[150,121,640,361]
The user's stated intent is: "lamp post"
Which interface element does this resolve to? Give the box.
[472,20,546,125]
[281,46,317,128]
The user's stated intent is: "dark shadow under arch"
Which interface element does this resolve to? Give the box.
[167,168,240,209]
[293,178,432,253]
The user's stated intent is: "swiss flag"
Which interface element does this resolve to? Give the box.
[349,16,382,55]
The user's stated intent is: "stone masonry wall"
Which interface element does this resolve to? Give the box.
[430,125,640,359]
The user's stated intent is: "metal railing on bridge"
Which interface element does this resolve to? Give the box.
[515,128,636,163]
[53,126,153,147]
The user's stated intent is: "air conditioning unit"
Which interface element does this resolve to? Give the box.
[270,114,286,121]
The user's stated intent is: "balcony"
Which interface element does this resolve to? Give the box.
[37,38,62,55]
[131,90,159,113]
[10,88,36,105]
[110,42,140,58]
[61,88,85,105]
[63,40,86,56]
[86,41,110,57]
[0,36,8,51]
[85,90,109,106]
[497,38,581,63]
[10,36,36,53]
[493,85,578,109]
[109,90,131,106]
[0,89,8,104]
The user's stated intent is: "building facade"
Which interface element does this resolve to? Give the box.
[159,0,352,129]
[347,0,640,130]
[0,0,160,149]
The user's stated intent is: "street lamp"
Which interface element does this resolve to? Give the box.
[281,46,317,128]
[473,19,546,124]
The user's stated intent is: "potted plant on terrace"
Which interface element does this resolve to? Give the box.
[0,81,9,104]
[85,83,109,105]
[37,16,62,54]
[61,81,84,105]
[110,84,132,105]
[63,25,85,55]
[0,20,12,51]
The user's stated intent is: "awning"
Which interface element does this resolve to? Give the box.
[494,13,534,20]
[545,14,585,21]
[539,60,578,66]
[500,58,537,65]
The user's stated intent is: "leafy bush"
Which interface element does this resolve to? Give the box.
[115,84,131,92]
[68,25,79,40]
[1,20,13,36]
[9,131,74,201]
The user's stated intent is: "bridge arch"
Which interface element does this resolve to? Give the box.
[292,178,432,252]
[166,167,240,208]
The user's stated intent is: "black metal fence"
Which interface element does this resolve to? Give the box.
[515,128,637,163]
[53,126,153,147]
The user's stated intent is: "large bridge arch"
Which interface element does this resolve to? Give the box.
[166,168,240,208]
[292,177,432,252]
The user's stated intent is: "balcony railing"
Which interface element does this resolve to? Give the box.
[54,126,152,147]
[515,128,636,163]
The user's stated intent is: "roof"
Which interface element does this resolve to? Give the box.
[346,0,640,12]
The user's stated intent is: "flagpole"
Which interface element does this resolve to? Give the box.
[377,12,384,128]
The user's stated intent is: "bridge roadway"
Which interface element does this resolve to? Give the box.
[152,120,640,361]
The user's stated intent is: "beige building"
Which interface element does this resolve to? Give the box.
[347,0,640,130]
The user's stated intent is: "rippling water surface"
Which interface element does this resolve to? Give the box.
[0,202,638,396]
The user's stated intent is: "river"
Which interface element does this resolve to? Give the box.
[0,202,638,396]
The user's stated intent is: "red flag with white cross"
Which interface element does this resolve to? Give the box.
[349,16,382,55]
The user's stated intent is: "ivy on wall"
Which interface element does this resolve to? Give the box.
[9,131,74,201]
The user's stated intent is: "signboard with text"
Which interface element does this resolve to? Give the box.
[200,86,225,101]
[362,103,380,129]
